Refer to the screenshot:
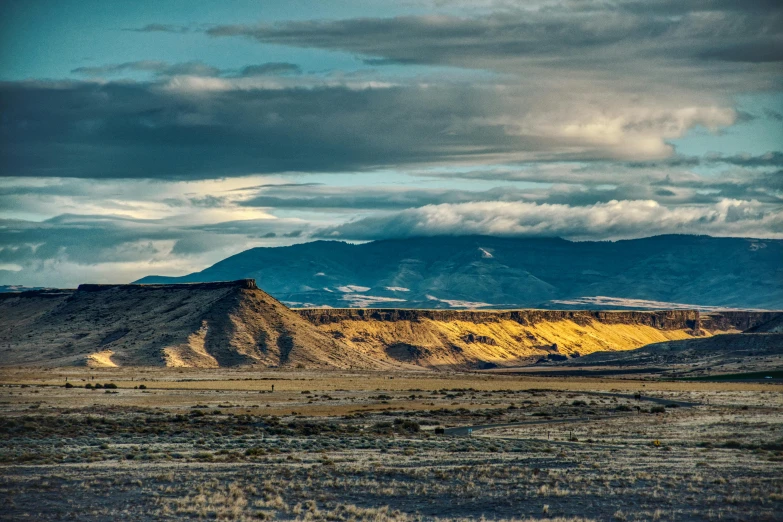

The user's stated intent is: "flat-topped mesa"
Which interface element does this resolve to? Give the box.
[297,308,702,330]
[0,277,372,369]
[76,279,259,292]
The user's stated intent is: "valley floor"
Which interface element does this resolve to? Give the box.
[0,368,781,521]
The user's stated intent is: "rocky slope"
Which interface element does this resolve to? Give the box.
[136,235,783,310]
[0,280,385,369]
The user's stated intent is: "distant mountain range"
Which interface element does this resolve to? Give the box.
[135,235,783,310]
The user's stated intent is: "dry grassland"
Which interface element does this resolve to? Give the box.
[0,368,781,521]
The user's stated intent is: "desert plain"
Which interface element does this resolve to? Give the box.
[1,367,781,521]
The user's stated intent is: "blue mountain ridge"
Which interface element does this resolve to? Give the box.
[135,235,783,310]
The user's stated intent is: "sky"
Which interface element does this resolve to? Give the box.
[0,0,781,287]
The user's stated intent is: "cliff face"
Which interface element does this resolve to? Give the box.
[298,308,778,331]
[294,308,758,368]
[700,311,782,332]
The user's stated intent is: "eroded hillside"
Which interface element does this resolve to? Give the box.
[295,309,770,369]
[0,280,386,369]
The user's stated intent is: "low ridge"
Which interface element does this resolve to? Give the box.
[545,332,783,378]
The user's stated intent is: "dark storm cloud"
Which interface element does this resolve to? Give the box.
[621,0,781,12]
[8,0,777,181]
[2,75,750,180]
[184,218,308,238]
[699,43,783,64]
[0,80,538,179]
[206,2,783,72]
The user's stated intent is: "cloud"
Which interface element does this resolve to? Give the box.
[414,161,782,203]
[0,78,744,179]
[239,184,519,210]
[127,24,190,33]
[0,212,314,287]
[765,109,783,121]
[239,63,301,76]
[713,152,783,168]
[316,199,783,241]
[202,3,780,158]
[71,61,171,77]
[0,175,323,286]
[11,3,778,181]
[206,3,783,76]
[72,60,301,79]
[2,1,780,289]
[621,152,783,169]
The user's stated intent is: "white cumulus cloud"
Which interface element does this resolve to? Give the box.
[318,199,783,241]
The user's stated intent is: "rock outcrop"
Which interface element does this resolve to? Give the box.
[700,311,783,332]
[297,308,704,329]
